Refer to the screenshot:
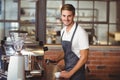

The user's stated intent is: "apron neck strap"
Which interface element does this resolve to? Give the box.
[61,23,78,42]
[71,23,78,42]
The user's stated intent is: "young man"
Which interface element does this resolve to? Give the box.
[60,4,89,80]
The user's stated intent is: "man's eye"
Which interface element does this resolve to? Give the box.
[68,15,72,17]
[63,15,66,17]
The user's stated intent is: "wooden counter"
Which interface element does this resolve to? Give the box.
[44,45,120,80]
[45,44,120,51]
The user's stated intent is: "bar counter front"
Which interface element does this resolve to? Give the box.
[44,45,120,80]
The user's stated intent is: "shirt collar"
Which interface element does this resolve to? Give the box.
[65,22,76,33]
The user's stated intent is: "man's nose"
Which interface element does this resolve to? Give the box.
[65,17,69,20]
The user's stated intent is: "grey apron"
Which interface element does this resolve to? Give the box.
[61,23,85,80]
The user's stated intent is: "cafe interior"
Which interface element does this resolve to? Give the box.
[0,0,120,80]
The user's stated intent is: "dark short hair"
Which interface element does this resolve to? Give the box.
[61,4,75,16]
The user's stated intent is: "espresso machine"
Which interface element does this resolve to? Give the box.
[7,31,46,80]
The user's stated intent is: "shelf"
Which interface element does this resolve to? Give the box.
[20,0,36,41]
[109,32,120,41]
[20,19,35,23]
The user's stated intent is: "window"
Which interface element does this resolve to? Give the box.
[0,0,37,42]
[46,0,120,46]
[0,0,19,40]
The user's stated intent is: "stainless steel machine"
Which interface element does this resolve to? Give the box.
[7,30,28,80]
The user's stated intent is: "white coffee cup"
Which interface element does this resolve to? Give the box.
[54,72,61,78]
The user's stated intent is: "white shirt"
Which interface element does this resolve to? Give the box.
[61,23,89,58]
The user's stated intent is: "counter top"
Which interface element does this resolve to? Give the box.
[44,44,120,51]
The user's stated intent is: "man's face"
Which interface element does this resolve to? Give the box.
[61,10,75,27]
